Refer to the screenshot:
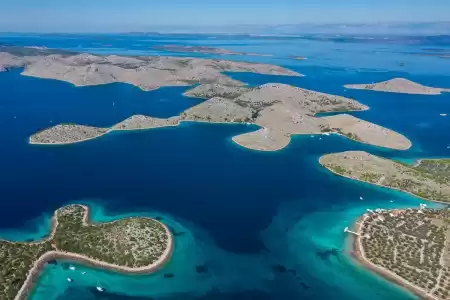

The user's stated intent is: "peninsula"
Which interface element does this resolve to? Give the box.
[0,204,173,300]
[30,83,412,151]
[153,45,272,57]
[322,114,411,150]
[352,207,450,300]
[344,78,450,95]
[0,50,299,91]
[319,151,450,203]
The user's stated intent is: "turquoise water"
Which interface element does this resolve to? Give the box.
[0,34,450,300]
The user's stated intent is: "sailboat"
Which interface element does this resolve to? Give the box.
[67,278,73,283]
[96,281,104,292]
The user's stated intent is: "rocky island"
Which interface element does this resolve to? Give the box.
[320,151,450,203]
[0,50,298,91]
[29,82,412,151]
[30,116,181,145]
[0,204,173,300]
[352,207,450,299]
[153,45,272,57]
[30,124,110,145]
[344,78,450,95]
[1,47,411,151]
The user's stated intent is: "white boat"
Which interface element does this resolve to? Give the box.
[359,196,364,200]
[67,278,73,283]
[69,265,76,271]
[440,113,447,116]
[96,281,104,292]
[96,286,104,292]
[81,272,86,275]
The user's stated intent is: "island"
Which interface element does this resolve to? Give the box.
[0,50,298,91]
[0,204,173,300]
[29,83,412,151]
[30,124,110,145]
[30,116,181,145]
[344,78,450,95]
[0,47,411,151]
[351,207,450,299]
[319,151,450,203]
[152,45,272,57]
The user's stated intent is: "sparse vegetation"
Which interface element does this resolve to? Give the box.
[320,151,450,203]
[360,208,450,299]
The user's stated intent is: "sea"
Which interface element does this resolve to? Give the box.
[0,33,450,300]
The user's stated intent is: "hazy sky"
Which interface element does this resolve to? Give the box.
[1,0,449,32]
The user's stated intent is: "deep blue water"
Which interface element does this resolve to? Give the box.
[0,34,450,300]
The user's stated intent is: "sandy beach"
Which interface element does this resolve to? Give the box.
[13,205,174,300]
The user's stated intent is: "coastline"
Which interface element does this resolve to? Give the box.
[318,157,450,206]
[350,216,439,300]
[28,119,247,146]
[13,205,174,300]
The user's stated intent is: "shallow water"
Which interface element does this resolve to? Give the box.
[0,34,450,300]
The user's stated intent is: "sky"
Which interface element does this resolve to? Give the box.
[0,0,450,33]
